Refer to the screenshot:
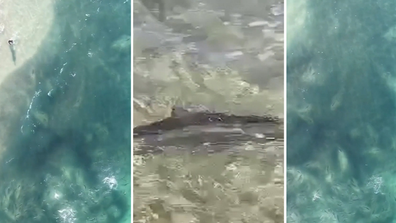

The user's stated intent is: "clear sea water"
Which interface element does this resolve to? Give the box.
[287,1,396,222]
[133,0,284,222]
[0,0,131,222]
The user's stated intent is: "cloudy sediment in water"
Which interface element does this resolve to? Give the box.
[287,1,396,222]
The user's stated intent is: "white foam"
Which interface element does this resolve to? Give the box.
[248,21,268,27]
[103,176,118,190]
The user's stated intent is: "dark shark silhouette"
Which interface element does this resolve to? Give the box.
[134,106,283,154]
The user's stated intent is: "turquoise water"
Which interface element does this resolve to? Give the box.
[0,0,131,222]
[287,1,396,222]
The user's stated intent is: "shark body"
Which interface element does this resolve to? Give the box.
[134,106,283,154]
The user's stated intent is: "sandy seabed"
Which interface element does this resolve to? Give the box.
[0,0,54,82]
[0,0,54,156]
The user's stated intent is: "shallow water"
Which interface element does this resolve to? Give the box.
[133,0,284,124]
[0,0,131,222]
[133,0,284,222]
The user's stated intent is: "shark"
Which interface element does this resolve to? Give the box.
[133,106,284,154]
